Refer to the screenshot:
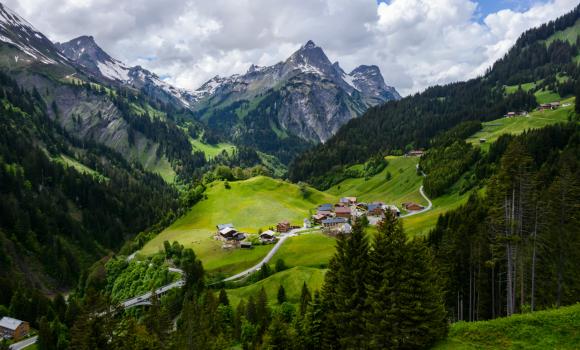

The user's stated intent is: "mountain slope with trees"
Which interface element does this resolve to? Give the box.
[289,5,580,188]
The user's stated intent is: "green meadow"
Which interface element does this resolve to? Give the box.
[226,266,327,307]
[327,156,426,206]
[141,176,336,275]
[433,303,580,349]
[269,232,336,269]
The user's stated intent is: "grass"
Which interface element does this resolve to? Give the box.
[190,138,236,160]
[403,188,470,237]
[327,156,426,207]
[433,303,580,349]
[141,176,337,275]
[270,232,336,269]
[226,266,327,307]
[55,154,107,181]
[504,81,539,93]
[545,19,580,46]
[466,97,575,151]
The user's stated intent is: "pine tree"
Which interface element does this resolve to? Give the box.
[277,285,286,304]
[299,282,312,317]
[364,211,405,349]
[219,288,230,306]
[301,291,323,350]
[322,219,369,348]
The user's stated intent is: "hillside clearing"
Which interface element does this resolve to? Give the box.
[466,97,574,151]
[141,176,336,275]
[327,156,426,207]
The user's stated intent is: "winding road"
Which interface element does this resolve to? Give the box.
[9,336,38,350]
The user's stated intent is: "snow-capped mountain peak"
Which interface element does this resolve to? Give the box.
[0,3,67,65]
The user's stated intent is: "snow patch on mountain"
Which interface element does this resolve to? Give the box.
[97,60,130,82]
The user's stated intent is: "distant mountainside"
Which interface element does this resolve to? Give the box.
[192,40,400,144]
[289,5,580,187]
[56,35,196,109]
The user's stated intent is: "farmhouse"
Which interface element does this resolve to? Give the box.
[217,226,246,242]
[260,230,277,244]
[240,242,253,249]
[367,202,384,216]
[321,217,349,234]
[276,220,291,233]
[334,206,351,218]
[403,202,424,211]
[505,111,517,117]
[0,317,29,340]
[406,150,424,157]
[216,223,234,231]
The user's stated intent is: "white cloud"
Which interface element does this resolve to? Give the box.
[3,0,578,95]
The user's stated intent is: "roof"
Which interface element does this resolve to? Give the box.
[335,207,351,214]
[217,223,234,230]
[220,227,237,235]
[318,204,333,211]
[278,220,290,225]
[260,230,276,238]
[0,317,23,331]
[322,217,348,225]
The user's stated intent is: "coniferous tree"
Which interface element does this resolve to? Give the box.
[277,285,286,304]
[299,282,312,317]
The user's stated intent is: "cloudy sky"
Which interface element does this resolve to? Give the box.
[5,0,578,95]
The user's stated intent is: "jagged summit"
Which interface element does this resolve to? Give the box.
[302,40,318,49]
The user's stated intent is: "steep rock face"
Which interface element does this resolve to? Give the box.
[192,40,400,143]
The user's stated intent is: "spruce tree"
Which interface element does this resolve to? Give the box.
[299,282,312,317]
[364,211,406,349]
[277,285,287,304]
[219,288,230,306]
[322,219,369,348]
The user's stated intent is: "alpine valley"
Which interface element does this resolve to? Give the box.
[0,2,579,350]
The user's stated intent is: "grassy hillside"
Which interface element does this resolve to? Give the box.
[466,96,575,151]
[327,156,426,206]
[190,138,236,160]
[545,18,580,46]
[226,266,326,307]
[141,176,337,275]
[433,304,580,349]
[270,232,336,269]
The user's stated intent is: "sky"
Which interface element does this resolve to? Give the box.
[4,0,578,95]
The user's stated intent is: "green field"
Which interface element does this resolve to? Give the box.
[433,303,580,349]
[270,232,336,269]
[190,138,236,159]
[466,97,575,151]
[141,176,337,275]
[403,188,470,237]
[226,266,327,307]
[327,156,426,207]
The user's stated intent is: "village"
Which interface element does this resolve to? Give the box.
[213,197,426,250]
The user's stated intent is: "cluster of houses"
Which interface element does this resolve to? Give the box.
[0,316,29,341]
[313,197,412,235]
[213,197,427,249]
[215,220,301,249]
[538,101,560,111]
[505,101,560,118]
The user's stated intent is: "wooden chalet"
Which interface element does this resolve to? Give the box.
[276,220,291,233]
[403,202,424,211]
[259,230,277,244]
[0,317,29,340]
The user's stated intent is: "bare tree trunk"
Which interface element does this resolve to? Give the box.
[531,202,539,312]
